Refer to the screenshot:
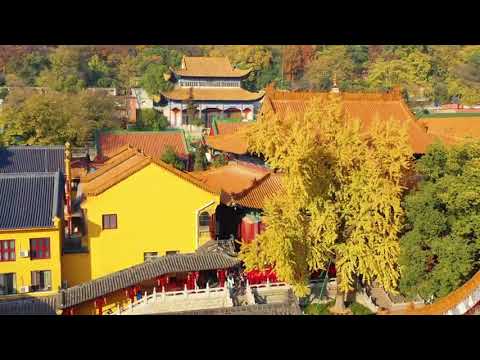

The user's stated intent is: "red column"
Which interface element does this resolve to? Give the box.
[63,307,74,315]
[217,269,226,287]
[94,297,106,315]
[187,272,194,290]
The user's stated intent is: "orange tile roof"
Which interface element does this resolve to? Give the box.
[206,132,250,155]
[206,122,253,155]
[161,87,264,102]
[215,121,251,135]
[191,161,283,209]
[98,131,189,161]
[81,146,219,197]
[228,172,283,210]
[418,117,480,146]
[174,56,251,78]
[261,90,435,154]
[192,161,270,194]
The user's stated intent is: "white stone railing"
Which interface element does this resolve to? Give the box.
[109,279,292,315]
[248,279,289,290]
[109,283,230,315]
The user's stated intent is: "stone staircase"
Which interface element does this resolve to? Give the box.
[249,284,292,305]
[370,287,393,309]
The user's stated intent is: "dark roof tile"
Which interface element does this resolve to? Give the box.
[0,172,63,230]
[0,295,58,315]
[0,146,65,173]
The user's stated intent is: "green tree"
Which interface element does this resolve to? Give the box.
[138,46,182,70]
[303,46,355,90]
[138,109,169,130]
[241,95,412,312]
[36,46,88,93]
[6,51,49,86]
[206,45,273,91]
[367,49,432,98]
[116,55,139,91]
[399,141,480,301]
[0,88,119,146]
[140,63,172,96]
[161,145,185,171]
[193,143,207,171]
[87,54,116,87]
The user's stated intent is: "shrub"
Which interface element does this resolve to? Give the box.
[212,153,228,168]
[194,144,207,171]
[349,302,374,315]
[161,146,185,171]
[0,87,8,99]
[304,301,334,315]
[139,109,169,131]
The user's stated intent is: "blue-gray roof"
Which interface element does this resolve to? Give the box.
[0,146,65,174]
[0,172,64,230]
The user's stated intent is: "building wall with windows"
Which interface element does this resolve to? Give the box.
[0,220,62,299]
[71,163,219,282]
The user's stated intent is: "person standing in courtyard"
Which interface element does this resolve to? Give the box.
[227,273,238,306]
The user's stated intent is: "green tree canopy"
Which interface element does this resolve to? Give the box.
[140,63,172,96]
[86,54,117,88]
[399,141,480,301]
[205,45,273,91]
[0,88,119,146]
[6,51,49,86]
[36,46,88,93]
[138,109,169,131]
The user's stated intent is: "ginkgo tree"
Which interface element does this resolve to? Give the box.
[240,94,412,312]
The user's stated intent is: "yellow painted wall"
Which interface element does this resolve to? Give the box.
[61,252,91,287]
[0,219,62,300]
[81,163,219,280]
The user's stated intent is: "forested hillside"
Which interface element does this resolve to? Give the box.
[1,45,480,104]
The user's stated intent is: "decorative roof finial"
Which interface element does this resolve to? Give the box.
[331,72,340,93]
[65,141,72,160]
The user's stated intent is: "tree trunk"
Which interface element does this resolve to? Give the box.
[334,290,346,312]
[330,254,346,314]
[332,272,346,313]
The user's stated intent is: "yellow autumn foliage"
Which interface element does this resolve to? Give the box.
[240,94,412,297]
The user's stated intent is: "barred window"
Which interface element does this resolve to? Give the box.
[199,212,211,227]
[0,240,15,262]
[102,214,118,229]
[30,238,50,259]
[31,270,52,292]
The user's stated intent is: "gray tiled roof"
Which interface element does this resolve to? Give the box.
[0,146,65,173]
[59,251,241,309]
[0,295,58,315]
[0,172,63,230]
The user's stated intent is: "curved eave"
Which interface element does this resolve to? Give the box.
[161,90,265,102]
